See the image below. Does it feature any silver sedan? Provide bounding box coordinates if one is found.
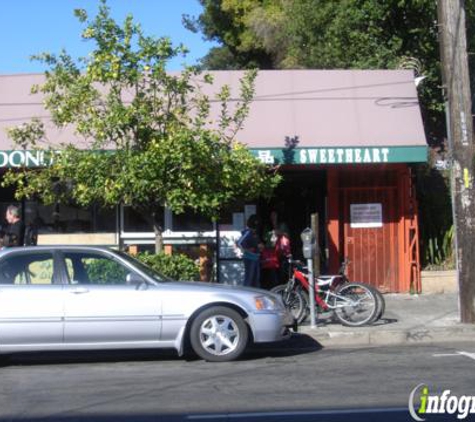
[0,246,294,362]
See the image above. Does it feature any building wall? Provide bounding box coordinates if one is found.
[38,233,118,246]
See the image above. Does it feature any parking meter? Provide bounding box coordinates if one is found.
[301,228,316,260]
[301,228,317,328]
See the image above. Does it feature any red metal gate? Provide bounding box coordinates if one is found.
[327,165,420,293]
[342,187,399,292]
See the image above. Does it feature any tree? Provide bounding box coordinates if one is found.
[4,0,280,252]
[187,0,475,146]
[183,0,279,70]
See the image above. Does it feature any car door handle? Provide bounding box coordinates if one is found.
[69,287,90,294]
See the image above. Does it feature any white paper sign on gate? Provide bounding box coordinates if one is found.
[350,203,383,228]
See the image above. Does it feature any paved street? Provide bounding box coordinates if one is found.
[1,336,474,421]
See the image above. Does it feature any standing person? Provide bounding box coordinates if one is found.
[275,223,292,283]
[237,214,261,288]
[2,205,24,247]
[264,210,279,248]
[258,241,279,289]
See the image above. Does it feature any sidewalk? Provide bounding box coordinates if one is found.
[298,293,475,347]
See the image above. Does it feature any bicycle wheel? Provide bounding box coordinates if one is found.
[271,284,306,322]
[368,285,386,321]
[343,282,386,323]
[297,288,310,323]
[332,282,378,327]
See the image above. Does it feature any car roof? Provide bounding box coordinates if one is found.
[0,245,116,257]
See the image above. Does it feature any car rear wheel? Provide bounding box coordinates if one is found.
[190,306,249,362]
[0,354,10,367]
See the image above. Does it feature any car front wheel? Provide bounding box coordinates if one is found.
[190,306,249,362]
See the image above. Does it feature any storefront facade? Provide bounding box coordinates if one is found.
[0,70,427,292]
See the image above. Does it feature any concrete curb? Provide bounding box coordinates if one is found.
[298,324,475,348]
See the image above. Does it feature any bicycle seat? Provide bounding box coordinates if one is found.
[288,259,303,265]
[316,275,337,287]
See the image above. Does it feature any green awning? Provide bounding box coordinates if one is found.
[250,145,427,165]
[0,145,427,169]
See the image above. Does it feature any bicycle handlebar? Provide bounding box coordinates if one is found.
[338,257,351,275]
[288,256,351,276]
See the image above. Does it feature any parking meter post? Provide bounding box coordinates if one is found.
[301,228,317,329]
[307,258,317,328]
[311,213,320,276]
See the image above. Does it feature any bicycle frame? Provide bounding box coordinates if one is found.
[292,266,352,311]
[276,257,382,326]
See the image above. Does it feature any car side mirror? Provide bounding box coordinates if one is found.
[126,272,146,287]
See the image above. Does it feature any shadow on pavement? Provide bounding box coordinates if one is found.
[0,334,321,367]
[299,316,399,328]
[366,317,398,327]
[245,333,323,359]
[0,348,180,367]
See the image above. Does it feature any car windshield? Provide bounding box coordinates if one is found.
[115,251,173,283]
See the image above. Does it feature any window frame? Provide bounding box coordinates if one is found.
[0,250,62,286]
[57,249,147,287]
[119,204,217,242]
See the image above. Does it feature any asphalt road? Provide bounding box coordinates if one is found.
[0,336,474,422]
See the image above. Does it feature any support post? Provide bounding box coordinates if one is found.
[307,257,317,329]
[302,227,317,328]
[438,0,475,322]
[311,213,320,277]
[327,168,340,273]
[199,244,209,281]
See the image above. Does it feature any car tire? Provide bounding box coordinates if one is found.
[189,306,249,362]
[0,354,10,367]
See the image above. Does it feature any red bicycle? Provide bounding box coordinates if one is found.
[271,258,385,326]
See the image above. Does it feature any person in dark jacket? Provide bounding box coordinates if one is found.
[236,214,260,288]
[2,205,24,247]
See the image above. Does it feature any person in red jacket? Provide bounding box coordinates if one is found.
[258,242,279,289]
[275,223,292,283]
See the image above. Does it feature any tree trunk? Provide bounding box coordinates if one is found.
[138,207,164,255]
[153,222,163,254]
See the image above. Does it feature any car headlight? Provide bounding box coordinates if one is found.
[254,295,280,311]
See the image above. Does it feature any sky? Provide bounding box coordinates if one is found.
[0,0,216,74]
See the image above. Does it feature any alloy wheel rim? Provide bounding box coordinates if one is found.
[199,315,240,356]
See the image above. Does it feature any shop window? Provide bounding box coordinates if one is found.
[123,206,164,233]
[93,206,117,232]
[0,177,115,234]
[217,202,246,231]
[173,244,215,282]
[172,209,213,232]
[22,202,116,234]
